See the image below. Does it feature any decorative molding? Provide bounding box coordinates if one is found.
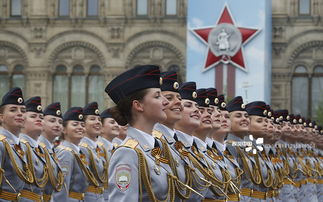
[0,41,28,65]
[107,43,124,58]
[288,41,323,66]
[273,42,287,56]
[29,43,46,56]
[48,41,106,68]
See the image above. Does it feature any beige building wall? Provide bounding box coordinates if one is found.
[0,0,187,109]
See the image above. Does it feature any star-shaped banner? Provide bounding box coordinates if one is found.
[192,5,260,71]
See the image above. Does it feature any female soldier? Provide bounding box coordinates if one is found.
[0,87,33,201]
[53,107,91,201]
[97,108,120,201]
[79,102,106,202]
[106,65,177,201]
[38,102,64,201]
[19,96,48,202]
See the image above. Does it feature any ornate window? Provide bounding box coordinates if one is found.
[311,66,323,118]
[59,0,70,17]
[11,0,22,17]
[166,0,177,15]
[53,65,105,111]
[0,64,25,98]
[292,66,308,117]
[299,0,311,15]
[137,0,148,16]
[87,0,98,16]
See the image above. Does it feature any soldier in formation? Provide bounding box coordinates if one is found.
[0,64,322,201]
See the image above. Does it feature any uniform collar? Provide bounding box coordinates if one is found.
[127,126,155,152]
[20,133,38,147]
[154,123,175,143]
[213,140,226,153]
[81,136,98,149]
[112,137,123,145]
[226,133,244,142]
[97,136,114,150]
[37,135,54,150]
[175,129,194,148]
[62,140,80,153]
[205,137,214,148]
[0,128,20,145]
[193,136,207,152]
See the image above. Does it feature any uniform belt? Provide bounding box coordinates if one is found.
[227,193,240,201]
[299,179,307,185]
[293,181,301,188]
[86,185,104,194]
[20,189,43,202]
[267,190,279,198]
[250,190,266,200]
[307,178,317,184]
[69,191,85,200]
[0,190,21,201]
[43,193,51,202]
[240,188,252,197]
[202,199,226,202]
[317,179,323,184]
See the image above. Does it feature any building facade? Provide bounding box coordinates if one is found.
[0,0,187,111]
[272,0,323,119]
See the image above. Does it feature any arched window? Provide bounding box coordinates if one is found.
[59,0,70,17]
[299,0,311,15]
[312,66,323,117]
[87,0,98,16]
[292,66,308,116]
[88,65,105,110]
[53,64,105,111]
[12,65,25,92]
[166,0,177,15]
[53,65,68,111]
[11,0,22,17]
[0,65,9,98]
[71,65,86,107]
[137,0,148,16]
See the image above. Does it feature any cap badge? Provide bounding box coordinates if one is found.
[78,114,83,120]
[159,77,163,86]
[293,119,297,124]
[263,110,267,116]
[192,91,197,99]
[56,110,61,116]
[37,105,42,112]
[214,98,219,104]
[221,102,226,108]
[173,82,179,90]
[205,98,210,105]
[303,123,307,127]
[268,111,272,117]
[299,119,303,123]
[279,116,283,121]
[95,109,100,115]
[17,97,23,104]
[286,115,290,121]
[241,104,245,109]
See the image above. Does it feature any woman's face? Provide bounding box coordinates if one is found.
[216,110,231,134]
[64,121,85,143]
[211,106,221,129]
[102,118,120,139]
[267,119,275,134]
[0,104,26,132]
[139,88,169,123]
[229,111,250,133]
[176,99,201,129]
[43,115,63,138]
[249,116,268,137]
[162,91,183,123]
[23,111,43,135]
[197,106,213,131]
[85,115,102,138]
[118,125,128,140]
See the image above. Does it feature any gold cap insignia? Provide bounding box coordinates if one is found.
[17,97,23,104]
[56,110,61,116]
[173,82,179,90]
[95,109,100,115]
[192,91,197,99]
[205,98,210,105]
[37,105,42,112]
[78,114,83,120]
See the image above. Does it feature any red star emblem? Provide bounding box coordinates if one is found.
[192,6,260,71]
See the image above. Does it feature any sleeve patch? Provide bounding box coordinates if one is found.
[115,164,131,192]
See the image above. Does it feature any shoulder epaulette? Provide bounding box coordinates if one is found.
[113,143,119,148]
[122,139,139,149]
[38,142,46,149]
[152,130,163,139]
[57,145,72,152]
[79,142,88,148]
[97,142,104,147]
[20,139,28,144]
[0,134,6,141]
